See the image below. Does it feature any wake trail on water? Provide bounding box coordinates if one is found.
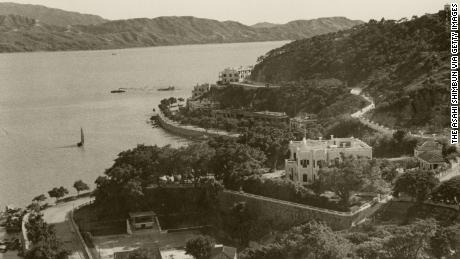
[56,144,79,149]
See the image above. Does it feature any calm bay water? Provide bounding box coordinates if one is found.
[0,41,287,207]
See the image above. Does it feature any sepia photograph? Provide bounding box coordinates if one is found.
[0,0,458,258]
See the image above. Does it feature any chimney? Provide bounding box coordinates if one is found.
[319,137,322,141]
[330,135,334,140]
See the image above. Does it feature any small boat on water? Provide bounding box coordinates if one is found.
[77,128,84,147]
[157,86,175,91]
[110,88,126,93]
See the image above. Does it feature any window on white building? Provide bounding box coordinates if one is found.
[302,174,308,182]
[300,159,308,168]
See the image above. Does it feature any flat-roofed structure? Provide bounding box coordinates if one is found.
[129,211,156,230]
[285,136,372,184]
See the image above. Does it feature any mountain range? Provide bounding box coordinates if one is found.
[0,2,363,53]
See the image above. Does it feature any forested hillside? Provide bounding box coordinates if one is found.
[208,79,366,118]
[252,10,450,130]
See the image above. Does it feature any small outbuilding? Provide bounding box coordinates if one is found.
[129,211,156,230]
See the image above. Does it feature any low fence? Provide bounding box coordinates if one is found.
[218,190,387,230]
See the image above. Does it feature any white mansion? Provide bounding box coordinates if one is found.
[285,136,373,184]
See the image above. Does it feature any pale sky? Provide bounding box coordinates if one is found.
[0,0,451,25]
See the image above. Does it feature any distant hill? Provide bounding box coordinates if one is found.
[251,11,450,130]
[0,2,107,26]
[251,22,279,28]
[0,14,363,52]
[264,17,364,38]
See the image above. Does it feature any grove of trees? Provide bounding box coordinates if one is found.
[47,187,69,202]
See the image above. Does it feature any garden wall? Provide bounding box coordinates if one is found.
[218,190,384,230]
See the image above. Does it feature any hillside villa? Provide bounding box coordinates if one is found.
[414,140,447,171]
[186,83,220,111]
[218,66,253,84]
[192,83,212,99]
[285,136,373,184]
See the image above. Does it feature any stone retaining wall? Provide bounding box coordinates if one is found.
[155,109,239,139]
[218,190,383,230]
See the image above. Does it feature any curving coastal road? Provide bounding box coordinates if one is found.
[42,197,91,259]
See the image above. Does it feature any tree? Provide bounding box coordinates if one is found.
[73,180,90,196]
[240,244,285,259]
[185,235,215,259]
[168,97,177,105]
[177,143,215,185]
[393,169,439,203]
[48,187,69,202]
[25,243,70,259]
[318,155,386,206]
[355,239,385,259]
[210,141,266,189]
[198,117,213,132]
[280,221,352,259]
[26,214,55,244]
[429,225,460,259]
[32,194,47,204]
[238,126,293,170]
[25,213,70,259]
[431,176,460,210]
[382,219,438,259]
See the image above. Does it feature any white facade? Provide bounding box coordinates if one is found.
[285,136,372,184]
[219,66,253,84]
[237,65,253,82]
[129,211,156,230]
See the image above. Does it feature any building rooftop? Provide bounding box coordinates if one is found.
[416,140,443,151]
[210,245,237,259]
[252,110,288,117]
[114,247,161,259]
[128,211,156,218]
[418,151,446,164]
[290,137,371,150]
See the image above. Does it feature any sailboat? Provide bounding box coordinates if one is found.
[77,128,84,147]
